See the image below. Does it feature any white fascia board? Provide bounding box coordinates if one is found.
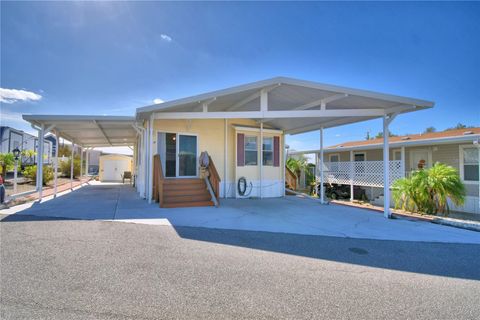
[233,125,283,134]
[276,77,435,108]
[289,134,480,155]
[137,78,284,114]
[154,109,386,120]
[22,115,135,122]
[136,76,434,116]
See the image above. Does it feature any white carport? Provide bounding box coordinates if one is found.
[136,77,434,218]
[22,115,137,200]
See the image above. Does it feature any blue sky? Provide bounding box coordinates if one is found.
[1,1,479,154]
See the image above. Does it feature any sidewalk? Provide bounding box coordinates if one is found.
[3,177,93,207]
[330,199,480,232]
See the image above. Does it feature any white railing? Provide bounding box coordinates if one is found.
[320,160,403,188]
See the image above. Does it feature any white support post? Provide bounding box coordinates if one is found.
[315,152,319,186]
[54,130,59,198]
[80,146,83,178]
[383,115,391,218]
[85,148,89,177]
[401,146,406,177]
[148,115,154,203]
[224,119,228,198]
[70,142,74,190]
[282,134,286,197]
[37,124,45,200]
[259,122,263,199]
[349,150,354,201]
[143,126,148,199]
[320,127,325,204]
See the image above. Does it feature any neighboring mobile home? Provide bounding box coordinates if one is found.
[22,77,435,217]
[0,126,53,166]
[291,128,480,214]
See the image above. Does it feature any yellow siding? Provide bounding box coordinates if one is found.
[153,119,284,197]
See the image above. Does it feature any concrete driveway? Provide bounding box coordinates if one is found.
[2,182,480,244]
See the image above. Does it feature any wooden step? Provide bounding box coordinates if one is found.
[162,200,214,208]
[164,193,212,203]
[164,188,208,197]
[164,184,207,191]
[163,178,204,185]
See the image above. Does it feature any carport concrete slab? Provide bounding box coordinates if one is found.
[3,182,480,244]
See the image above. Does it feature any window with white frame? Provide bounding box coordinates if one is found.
[461,146,479,182]
[244,136,258,166]
[393,150,402,161]
[263,137,273,166]
[329,154,340,162]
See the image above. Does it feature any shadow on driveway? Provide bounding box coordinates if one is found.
[173,225,480,281]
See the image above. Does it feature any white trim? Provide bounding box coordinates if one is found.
[393,149,402,161]
[409,148,432,171]
[156,130,200,178]
[224,119,228,199]
[260,122,263,199]
[153,109,386,120]
[232,125,283,134]
[383,115,391,218]
[291,134,480,155]
[137,76,433,115]
[459,144,480,184]
[243,135,258,166]
[262,136,274,167]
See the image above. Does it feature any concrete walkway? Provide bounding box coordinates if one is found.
[2,182,480,244]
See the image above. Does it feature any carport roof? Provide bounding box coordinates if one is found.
[22,115,137,147]
[137,76,435,134]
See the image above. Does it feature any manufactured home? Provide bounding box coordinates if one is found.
[0,126,53,165]
[21,77,435,218]
[291,128,480,214]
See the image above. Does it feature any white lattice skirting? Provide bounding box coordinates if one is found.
[321,160,403,188]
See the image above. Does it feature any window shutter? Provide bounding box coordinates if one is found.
[237,133,245,167]
[273,136,280,167]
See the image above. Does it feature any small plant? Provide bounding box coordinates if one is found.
[60,157,81,177]
[22,165,54,185]
[0,153,15,174]
[392,162,465,215]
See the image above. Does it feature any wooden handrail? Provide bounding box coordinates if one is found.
[285,166,297,190]
[207,155,221,202]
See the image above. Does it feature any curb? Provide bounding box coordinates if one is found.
[330,199,479,232]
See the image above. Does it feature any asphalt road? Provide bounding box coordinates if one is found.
[1,214,480,319]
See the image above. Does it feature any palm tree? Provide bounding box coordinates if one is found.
[392,162,465,215]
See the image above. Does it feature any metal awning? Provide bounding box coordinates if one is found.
[137,76,434,134]
[22,115,137,147]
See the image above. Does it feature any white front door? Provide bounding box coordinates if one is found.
[410,149,431,170]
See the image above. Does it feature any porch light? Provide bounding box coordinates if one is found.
[12,147,21,160]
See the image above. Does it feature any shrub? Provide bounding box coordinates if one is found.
[60,157,81,178]
[0,153,15,174]
[392,162,465,215]
[22,165,54,185]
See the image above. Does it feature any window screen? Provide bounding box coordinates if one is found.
[244,136,258,166]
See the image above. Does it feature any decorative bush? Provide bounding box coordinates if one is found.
[0,153,15,174]
[22,165,54,185]
[60,157,81,178]
[392,162,465,215]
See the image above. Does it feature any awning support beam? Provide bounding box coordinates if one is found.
[93,120,112,146]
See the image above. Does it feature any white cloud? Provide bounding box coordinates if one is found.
[0,88,42,104]
[153,98,164,104]
[160,34,172,42]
